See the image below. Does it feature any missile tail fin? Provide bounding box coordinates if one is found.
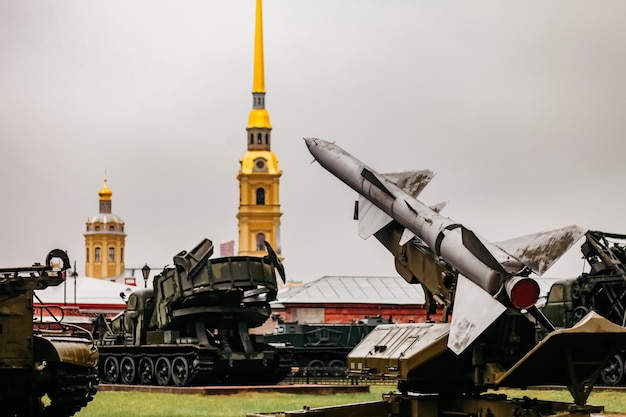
[357,196,393,239]
[448,275,507,355]
[494,225,586,276]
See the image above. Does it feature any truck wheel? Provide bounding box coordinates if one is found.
[171,356,190,386]
[307,360,325,377]
[120,356,136,385]
[572,306,590,324]
[328,360,345,377]
[102,356,119,384]
[155,357,171,386]
[138,357,155,385]
[601,354,624,386]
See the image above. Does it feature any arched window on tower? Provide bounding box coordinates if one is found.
[257,133,262,144]
[109,247,115,262]
[265,133,269,144]
[256,188,265,205]
[256,233,266,251]
[250,133,254,145]
[95,247,101,262]
[86,248,89,263]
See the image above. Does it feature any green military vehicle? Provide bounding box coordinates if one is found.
[540,230,626,385]
[94,238,293,386]
[0,250,99,417]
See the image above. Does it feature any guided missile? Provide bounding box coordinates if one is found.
[304,137,584,354]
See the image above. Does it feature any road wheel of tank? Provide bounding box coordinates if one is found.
[102,356,120,383]
[306,360,326,377]
[119,356,136,384]
[155,357,171,386]
[601,354,624,386]
[171,356,190,386]
[327,359,346,377]
[138,357,155,385]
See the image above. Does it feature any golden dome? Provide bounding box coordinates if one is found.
[99,178,112,201]
[247,109,272,129]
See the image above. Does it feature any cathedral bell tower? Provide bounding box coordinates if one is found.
[84,178,126,278]
[237,0,282,257]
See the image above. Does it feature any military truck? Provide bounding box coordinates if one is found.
[94,238,294,386]
[263,315,391,377]
[0,250,99,417]
[540,230,626,385]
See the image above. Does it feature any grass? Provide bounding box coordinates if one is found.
[74,387,390,417]
[74,386,626,417]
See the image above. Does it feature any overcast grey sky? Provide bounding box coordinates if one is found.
[1,1,625,283]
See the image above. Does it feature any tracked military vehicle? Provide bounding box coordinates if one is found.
[0,250,99,417]
[95,238,293,386]
[263,315,391,377]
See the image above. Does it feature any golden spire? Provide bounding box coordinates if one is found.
[247,0,272,130]
[253,0,265,94]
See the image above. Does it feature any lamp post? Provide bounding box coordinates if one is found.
[142,263,150,288]
[72,270,78,305]
[63,270,67,306]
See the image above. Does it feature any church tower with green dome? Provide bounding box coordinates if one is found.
[236,0,282,258]
[84,178,126,278]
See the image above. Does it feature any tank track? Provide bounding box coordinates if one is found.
[42,362,99,417]
[100,350,216,386]
[99,347,293,386]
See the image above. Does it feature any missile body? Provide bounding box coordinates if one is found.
[304,138,584,354]
[305,138,527,302]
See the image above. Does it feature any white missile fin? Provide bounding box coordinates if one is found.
[357,196,393,240]
[448,275,506,355]
[399,228,416,246]
[493,225,586,276]
[383,170,435,199]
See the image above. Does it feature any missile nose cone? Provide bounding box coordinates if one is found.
[303,137,316,148]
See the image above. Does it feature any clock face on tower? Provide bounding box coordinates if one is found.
[253,157,268,172]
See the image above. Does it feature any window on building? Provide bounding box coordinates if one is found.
[256,233,266,251]
[86,248,89,262]
[95,225,100,231]
[265,133,269,144]
[95,247,101,262]
[109,225,114,231]
[257,133,262,144]
[250,133,254,145]
[256,188,265,205]
[121,247,124,262]
[109,247,115,262]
